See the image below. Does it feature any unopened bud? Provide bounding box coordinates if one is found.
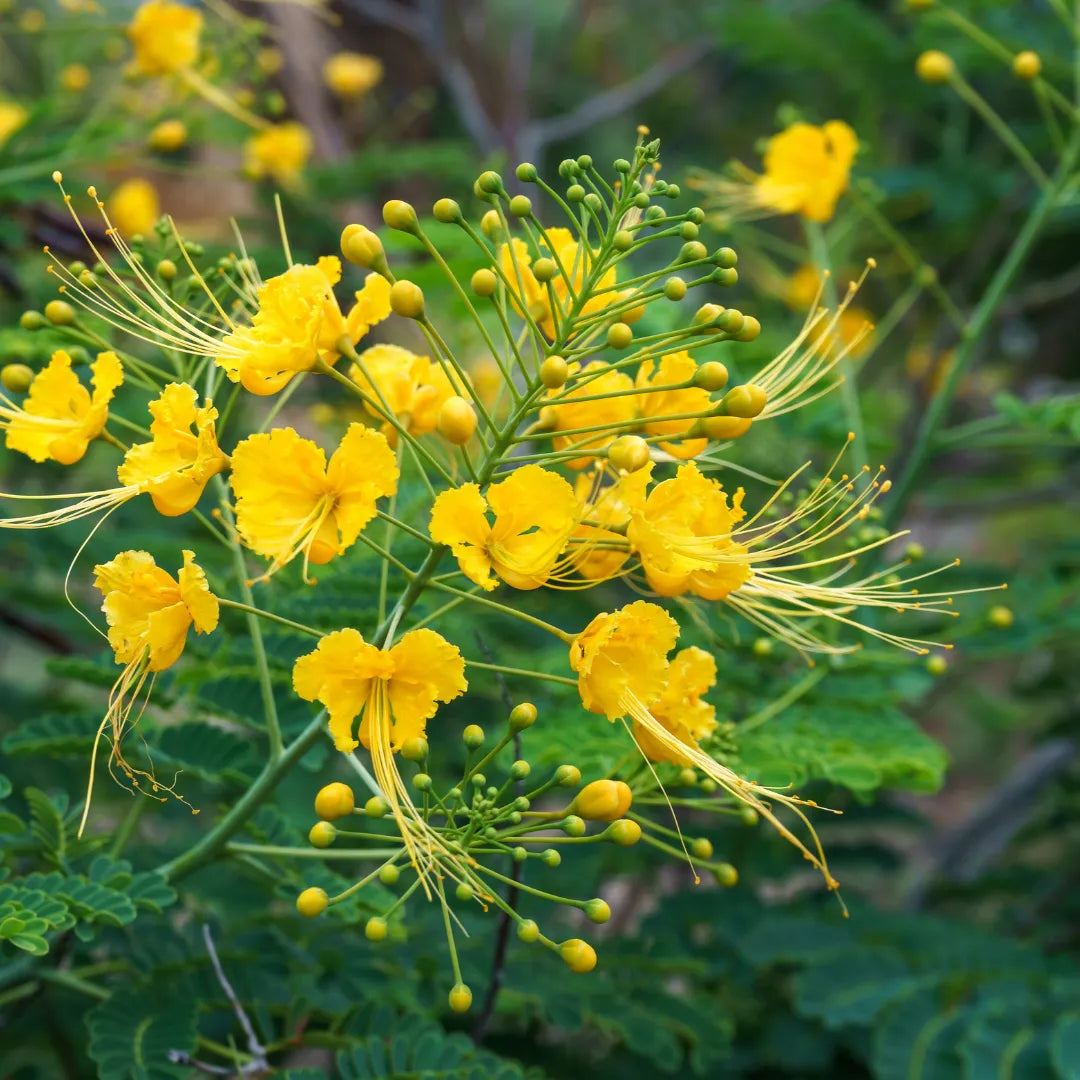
[448,983,473,1013]
[560,938,597,973]
[607,322,633,349]
[510,759,531,780]
[584,898,610,924]
[477,170,502,194]
[382,199,418,232]
[45,299,76,326]
[606,819,641,846]
[664,277,687,301]
[608,434,650,473]
[533,257,557,282]
[509,701,538,730]
[613,230,634,252]
[988,605,1014,629]
[723,384,767,418]
[463,724,485,748]
[433,197,461,223]
[341,224,385,270]
[471,268,497,297]
[573,779,632,821]
[555,764,581,787]
[308,821,336,848]
[703,414,753,439]
[401,736,428,762]
[694,361,728,392]
[517,919,540,942]
[562,815,586,837]
[680,240,708,263]
[365,795,388,818]
[1,364,34,393]
[389,280,424,319]
[378,864,400,885]
[481,210,502,238]
[1013,51,1041,80]
[314,781,355,820]
[690,837,714,860]
[916,50,955,83]
[296,887,328,917]
[20,311,47,331]
[516,162,538,182]
[734,315,761,342]
[540,355,568,388]
[365,916,388,941]
[509,194,532,217]
[438,396,478,444]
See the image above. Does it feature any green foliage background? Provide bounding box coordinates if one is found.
[1,0,1079,1077]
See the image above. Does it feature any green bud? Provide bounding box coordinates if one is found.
[433,198,462,223]
[584,899,610,923]
[517,919,540,943]
[566,184,585,203]
[714,247,738,269]
[665,183,681,199]
[66,346,90,365]
[365,795,388,818]
[509,702,537,730]
[713,267,738,287]
[607,322,633,349]
[481,210,502,238]
[677,767,697,787]
[44,299,76,326]
[365,916,388,941]
[576,154,593,170]
[558,159,578,180]
[905,542,925,560]
[19,311,46,331]
[686,207,705,224]
[533,257,557,283]
[68,260,87,276]
[485,786,499,798]
[308,821,336,848]
[690,837,714,860]
[378,864,400,886]
[700,779,717,794]
[613,230,634,252]
[412,772,432,791]
[471,268,498,297]
[463,724,485,749]
[555,765,581,787]
[664,276,687,302]
[508,811,522,824]
[680,221,699,240]
[509,194,532,218]
[516,162,538,182]
[583,193,603,214]
[717,309,745,335]
[401,736,428,762]
[680,241,708,263]
[510,759,531,780]
[484,826,497,839]
[752,637,774,657]
[541,848,561,867]
[382,199,419,232]
[614,158,631,173]
[456,883,474,902]
[562,815,586,837]
[471,773,486,787]
[156,258,176,281]
[713,863,738,887]
[740,807,759,826]
[645,205,666,223]
[477,170,502,194]
[512,846,528,862]
[632,192,650,209]
[513,796,530,811]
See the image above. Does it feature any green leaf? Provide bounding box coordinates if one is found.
[86,989,197,1080]
[24,787,67,859]
[153,722,257,781]
[872,992,965,1080]
[792,950,923,1029]
[1051,1015,1080,1080]
[9,932,49,955]
[2,712,99,757]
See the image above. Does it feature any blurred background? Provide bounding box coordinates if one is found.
[1,1,1079,1077]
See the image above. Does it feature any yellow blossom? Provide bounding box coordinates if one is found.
[148,118,188,152]
[244,122,312,186]
[350,344,463,444]
[542,361,635,469]
[633,647,717,765]
[229,424,398,580]
[293,627,469,890]
[323,52,384,99]
[2,350,123,465]
[60,63,91,93]
[569,600,836,887]
[499,228,622,339]
[0,102,28,149]
[429,465,580,591]
[128,0,203,76]
[566,469,640,582]
[116,382,229,516]
[106,178,160,237]
[633,351,712,459]
[82,548,218,834]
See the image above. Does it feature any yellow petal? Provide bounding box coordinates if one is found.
[325,423,399,550]
[429,485,495,590]
[345,272,392,342]
[383,629,467,747]
[487,464,578,540]
[90,351,124,406]
[177,549,219,634]
[145,600,193,671]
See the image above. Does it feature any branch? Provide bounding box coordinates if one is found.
[202,925,268,1067]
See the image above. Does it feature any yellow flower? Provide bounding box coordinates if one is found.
[785,264,823,311]
[128,0,203,76]
[60,63,91,93]
[0,102,28,149]
[633,647,717,765]
[350,344,463,444]
[569,600,836,888]
[82,548,218,834]
[499,227,621,339]
[566,469,638,582]
[756,121,857,222]
[1,350,123,465]
[344,272,393,340]
[243,122,312,186]
[116,382,229,516]
[229,423,398,580]
[429,465,580,591]
[148,118,187,152]
[542,361,635,469]
[216,257,361,396]
[624,461,751,599]
[106,178,160,237]
[323,52,384,99]
[633,351,711,459]
[293,627,468,888]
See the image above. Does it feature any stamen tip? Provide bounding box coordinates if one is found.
[87,185,97,199]
[866,257,877,269]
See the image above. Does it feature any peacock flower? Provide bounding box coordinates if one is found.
[1,381,226,531]
[632,647,718,765]
[569,600,836,887]
[243,122,313,187]
[498,227,622,339]
[229,424,398,581]
[633,351,712,459]
[689,120,857,226]
[116,382,229,516]
[541,361,636,469]
[429,465,580,591]
[621,451,991,656]
[293,627,469,891]
[2,350,123,465]
[105,178,160,238]
[350,344,464,445]
[323,52,384,100]
[128,0,203,76]
[565,469,639,582]
[82,548,218,834]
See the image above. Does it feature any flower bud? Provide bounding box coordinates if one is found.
[680,240,708,263]
[438,396,478,445]
[555,764,581,787]
[481,210,502,238]
[509,702,537,730]
[713,864,738,887]
[533,257,557,282]
[584,899,610,924]
[471,268,497,297]
[456,882,474,902]
[704,415,752,442]
[926,654,948,676]
[632,192,650,209]
[700,779,717,794]
[471,773,486,787]
[723,384,767,419]
[613,230,634,252]
[341,224,385,270]
[560,938,597,973]
[433,197,461,223]
[389,280,425,319]
[562,815,586,837]
[694,361,728,392]
[382,199,419,232]
[573,779,632,821]
[516,162,538,182]
[540,355,568,389]
[584,193,603,215]
[477,170,502,194]
[607,322,633,349]
[645,205,666,223]
[678,768,697,787]
[680,221,699,241]
[365,916,388,941]
[734,315,761,342]
[614,158,630,173]
[692,303,724,329]
[45,299,76,326]
[566,184,585,203]
[740,807,759,826]
[463,724,485,748]
[752,636,773,657]
[510,759,531,780]
[314,781,355,820]
[713,267,738,287]
[988,605,1013,629]
[1013,51,1041,80]
[156,258,177,282]
[512,846,527,862]
[378,864,400,885]
[401,736,428,762]
[148,119,188,153]
[412,773,432,792]
[541,848,561,867]
[296,887,328,917]
[365,795,388,818]
[608,434,650,474]
[517,919,540,942]
[308,821,336,848]
[605,819,641,846]
[509,194,532,217]
[717,309,745,335]
[664,276,687,302]
[1,364,34,394]
[690,837,713,860]
[448,983,472,1013]
[20,311,46,331]
[916,50,955,83]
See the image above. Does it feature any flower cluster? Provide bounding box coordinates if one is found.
[1,135,1001,1005]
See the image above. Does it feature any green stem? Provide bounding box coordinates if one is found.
[738,667,828,734]
[225,842,401,860]
[107,797,145,859]
[885,126,1080,526]
[464,659,577,686]
[218,597,323,638]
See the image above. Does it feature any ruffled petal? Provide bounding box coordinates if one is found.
[177,549,219,634]
[384,629,467,747]
[325,423,399,550]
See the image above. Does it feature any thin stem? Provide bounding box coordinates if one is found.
[224,843,401,860]
[464,659,577,686]
[738,667,828,735]
[218,597,323,638]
